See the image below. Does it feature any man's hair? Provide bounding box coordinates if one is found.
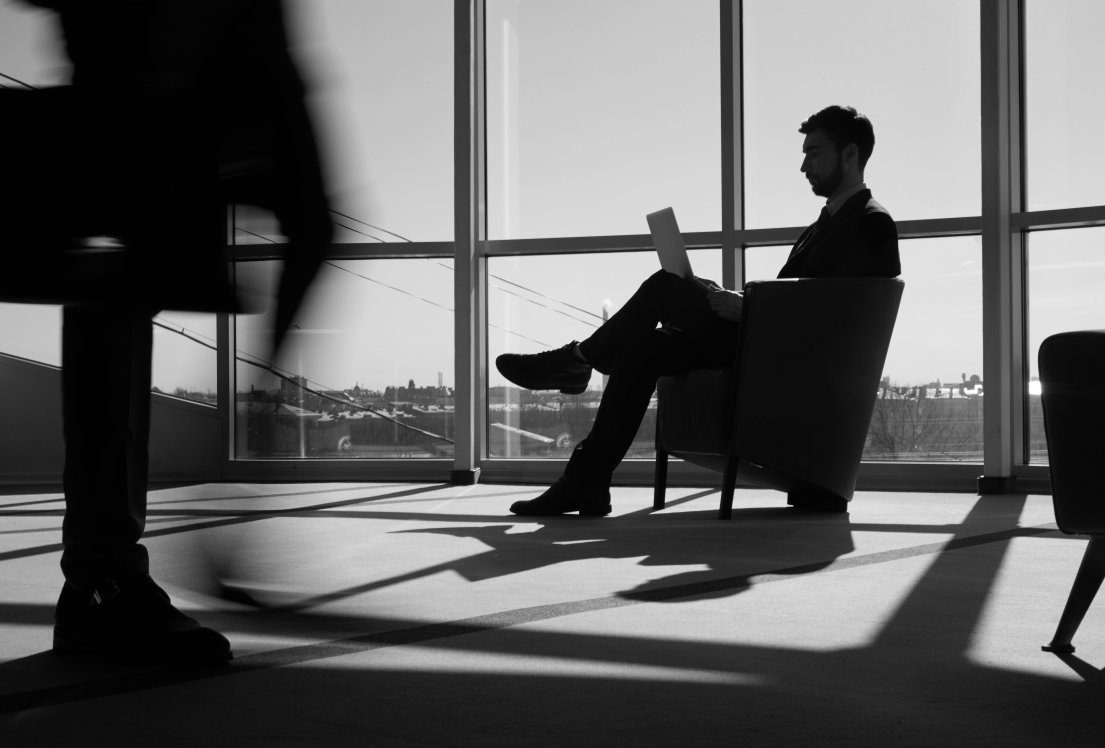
[799,105,875,169]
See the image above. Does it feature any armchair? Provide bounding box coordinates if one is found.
[653,277,903,519]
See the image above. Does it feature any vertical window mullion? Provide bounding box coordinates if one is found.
[722,0,744,290]
[979,0,1025,491]
[453,0,487,484]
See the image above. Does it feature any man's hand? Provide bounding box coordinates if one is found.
[707,288,743,322]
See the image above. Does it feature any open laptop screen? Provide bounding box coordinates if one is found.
[646,207,693,279]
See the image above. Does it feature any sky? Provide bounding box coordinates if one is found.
[1,0,1104,396]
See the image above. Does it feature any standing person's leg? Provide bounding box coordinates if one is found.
[59,304,152,583]
[54,304,230,664]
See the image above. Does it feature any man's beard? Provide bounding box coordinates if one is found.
[809,158,844,197]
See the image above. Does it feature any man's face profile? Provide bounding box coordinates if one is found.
[801,129,844,198]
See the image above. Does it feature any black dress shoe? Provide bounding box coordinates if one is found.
[54,576,232,666]
[510,476,612,517]
[496,342,592,395]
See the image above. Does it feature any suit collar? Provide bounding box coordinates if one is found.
[823,188,873,229]
[803,188,872,249]
[786,187,875,264]
[826,183,869,216]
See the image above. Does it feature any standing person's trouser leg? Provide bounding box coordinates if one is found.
[54,302,231,663]
[60,303,154,588]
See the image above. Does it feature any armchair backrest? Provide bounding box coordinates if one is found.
[1040,330,1105,536]
[730,277,903,499]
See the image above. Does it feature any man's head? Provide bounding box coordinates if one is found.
[799,105,874,199]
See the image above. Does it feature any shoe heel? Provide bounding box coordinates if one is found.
[579,505,612,517]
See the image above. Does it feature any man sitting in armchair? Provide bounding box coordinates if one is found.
[496,105,901,517]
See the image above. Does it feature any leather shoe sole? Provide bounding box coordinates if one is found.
[509,477,611,517]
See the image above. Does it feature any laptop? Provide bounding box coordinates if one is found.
[646,207,694,280]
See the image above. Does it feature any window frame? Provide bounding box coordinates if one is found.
[214,0,1085,495]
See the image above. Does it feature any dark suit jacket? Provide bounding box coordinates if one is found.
[776,189,900,279]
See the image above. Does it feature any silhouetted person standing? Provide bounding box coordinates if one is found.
[2,0,331,664]
[497,106,900,517]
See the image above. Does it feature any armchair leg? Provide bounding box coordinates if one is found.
[718,455,738,520]
[1043,537,1105,654]
[653,448,668,510]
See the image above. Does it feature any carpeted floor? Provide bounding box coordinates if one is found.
[1,482,1103,746]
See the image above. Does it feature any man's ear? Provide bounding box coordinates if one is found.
[843,142,859,167]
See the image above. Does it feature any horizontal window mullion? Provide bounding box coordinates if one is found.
[1014,206,1105,231]
[228,241,456,262]
[485,232,723,257]
[739,217,983,249]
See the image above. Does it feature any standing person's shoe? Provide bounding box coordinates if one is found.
[53,575,232,666]
[510,476,612,516]
[496,342,592,395]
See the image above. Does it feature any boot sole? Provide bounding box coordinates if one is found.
[511,504,611,517]
[53,628,232,665]
[578,505,612,517]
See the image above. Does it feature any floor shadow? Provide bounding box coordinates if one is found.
[219,503,856,613]
[1051,651,1105,682]
[4,613,1105,745]
[0,486,63,497]
[5,491,1105,744]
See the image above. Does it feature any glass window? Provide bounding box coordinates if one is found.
[486,0,720,239]
[742,0,980,228]
[488,250,722,459]
[0,304,61,366]
[235,258,454,459]
[744,245,791,283]
[1024,0,1105,211]
[153,313,217,406]
[0,3,68,88]
[1026,228,1105,464]
[0,304,215,406]
[869,237,983,462]
[296,0,454,242]
[0,7,67,368]
[752,238,983,462]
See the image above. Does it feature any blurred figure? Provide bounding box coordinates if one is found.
[1,0,331,664]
